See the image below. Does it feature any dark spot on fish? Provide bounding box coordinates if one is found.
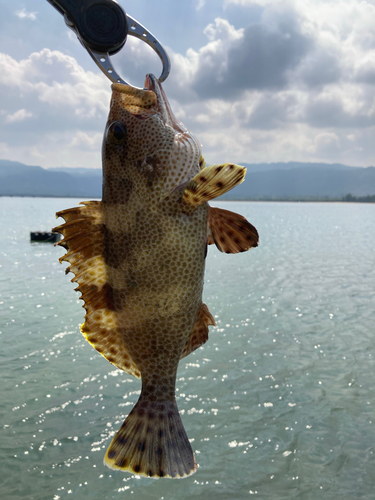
[220,237,225,242]
[158,404,166,412]
[116,435,128,445]
[158,430,164,438]
[103,227,132,269]
[124,362,130,369]
[157,447,163,456]
[200,176,207,182]
[188,182,198,193]
[178,430,185,438]
[147,385,156,395]
[159,470,165,477]
[107,449,116,459]
[148,412,155,419]
[109,347,117,355]
[90,337,97,343]
[216,166,223,172]
[228,164,234,169]
[133,464,141,473]
[168,412,174,419]
[117,457,128,468]
[149,469,154,477]
[234,238,240,244]
[107,356,115,363]
[138,441,146,453]
[103,176,133,205]
[216,182,223,188]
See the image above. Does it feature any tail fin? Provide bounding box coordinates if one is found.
[104,398,197,479]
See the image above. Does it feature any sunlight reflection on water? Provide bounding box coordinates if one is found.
[1,198,375,499]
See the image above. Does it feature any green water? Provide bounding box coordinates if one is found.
[1,197,375,499]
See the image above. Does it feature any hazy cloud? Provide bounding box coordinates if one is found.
[5,109,33,123]
[16,8,37,20]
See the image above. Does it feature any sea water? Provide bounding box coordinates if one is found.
[1,197,375,500]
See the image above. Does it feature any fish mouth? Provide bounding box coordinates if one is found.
[144,74,185,132]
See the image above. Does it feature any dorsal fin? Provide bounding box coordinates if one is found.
[208,206,259,254]
[53,201,141,378]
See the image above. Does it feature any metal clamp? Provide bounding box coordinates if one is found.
[47,0,171,88]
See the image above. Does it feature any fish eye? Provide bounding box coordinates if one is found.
[107,121,127,144]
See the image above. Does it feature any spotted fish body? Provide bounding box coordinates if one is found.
[53,74,258,478]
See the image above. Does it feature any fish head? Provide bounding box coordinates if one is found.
[103,74,202,201]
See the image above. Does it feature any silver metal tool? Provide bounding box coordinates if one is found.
[47,0,171,88]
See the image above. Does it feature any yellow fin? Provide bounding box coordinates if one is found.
[180,303,216,359]
[104,398,196,478]
[208,206,259,254]
[53,201,140,378]
[182,163,246,208]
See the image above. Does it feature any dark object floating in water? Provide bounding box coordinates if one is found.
[30,231,60,243]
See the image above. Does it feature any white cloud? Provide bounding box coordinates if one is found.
[195,0,206,10]
[0,49,110,169]
[2,0,375,168]
[70,131,103,149]
[5,109,33,123]
[16,8,37,20]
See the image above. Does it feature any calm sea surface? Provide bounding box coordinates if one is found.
[1,197,375,500]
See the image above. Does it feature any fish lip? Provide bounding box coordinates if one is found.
[144,73,167,121]
[144,73,186,133]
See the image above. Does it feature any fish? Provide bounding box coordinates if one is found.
[53,74,259,479]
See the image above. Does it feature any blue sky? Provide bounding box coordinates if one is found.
[1,0,375,169]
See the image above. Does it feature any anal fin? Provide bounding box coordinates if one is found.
[182,163,246,209]
[180,303,216,359]
[208,206,259,254]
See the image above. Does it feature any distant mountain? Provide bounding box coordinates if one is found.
[1,159,375,199]
[221,164,375,200]
[49,167,102,177]
[240,161,356,173]
[0,160,102,197]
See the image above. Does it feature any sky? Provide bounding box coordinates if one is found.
[1,0,375,169]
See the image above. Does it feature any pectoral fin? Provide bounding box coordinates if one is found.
[180,303,216,359]
[53,201,141,378]
[208,206,259,253]
[182,163,246,209]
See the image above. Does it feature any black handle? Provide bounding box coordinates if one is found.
[48,0,128,54]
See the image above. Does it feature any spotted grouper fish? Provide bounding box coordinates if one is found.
[53,74,259,478]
